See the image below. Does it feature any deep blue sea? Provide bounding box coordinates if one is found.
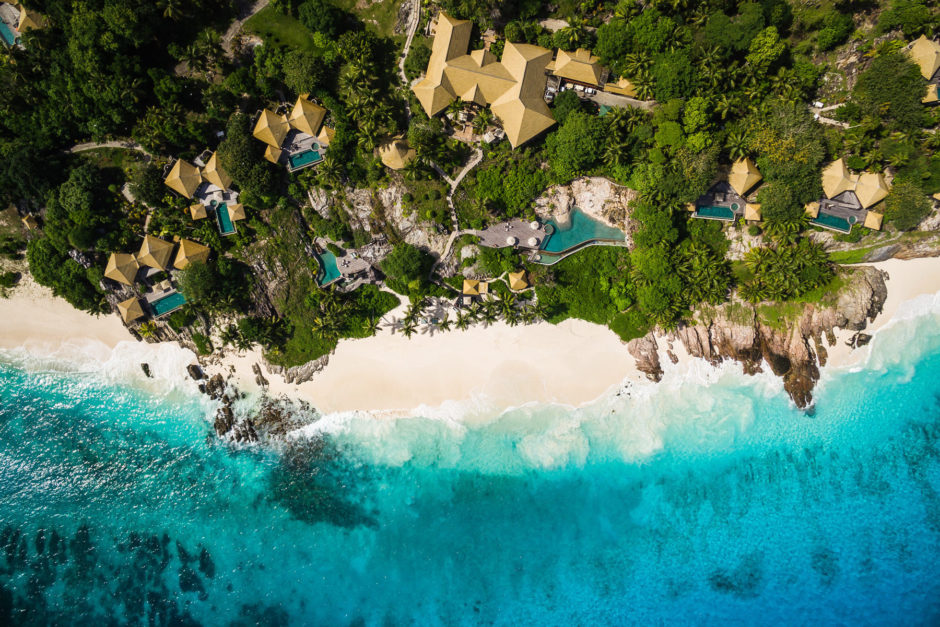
[2,295,940,626]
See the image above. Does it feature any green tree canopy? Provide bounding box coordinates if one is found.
[851,52,926,133]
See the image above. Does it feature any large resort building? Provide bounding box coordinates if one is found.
[413,13,556,148]
[253,95,332,172]
[414,13,649,149]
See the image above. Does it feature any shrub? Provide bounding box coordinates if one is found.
[748,225,762,236]
[884,180,932,231]
[0,271,20,288]
[192,332,213,355]
[816,12,854,51]
[326,242,344,256]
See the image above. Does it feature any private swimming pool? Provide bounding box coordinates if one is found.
[316,251,342,287]
[540,209,626,254]
[812,212,854,233]
[0,21,16,46]
[288,149,322,170]
[151,292,187,317]
[213,202,236,236]
[695,205,737,220]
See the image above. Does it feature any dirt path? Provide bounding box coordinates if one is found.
[66,140,151,155]
[222,0,270,56]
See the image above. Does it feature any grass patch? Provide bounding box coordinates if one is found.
[244,6,318,53]
[756,273,848,330]
[335,0,404,40]
[829,246,879,265]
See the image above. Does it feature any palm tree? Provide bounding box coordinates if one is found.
[634,78,655,101]
[220,324,239,347]
[472,108,493,134]
[446,100,464,120]
[437,313,452,332]
[401,320,417,339]
[365,316,381,336]
[454,310,471,330]
[726,129,749,161]
[138,321,158,339]
[160,0,184,21]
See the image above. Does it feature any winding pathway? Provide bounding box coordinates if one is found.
[397,0,421,89]
[442,148,483,231]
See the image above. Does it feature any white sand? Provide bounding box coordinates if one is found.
[217,317,651,414]
[0,278,133,357]
[3,258,940,414]
[826,258,940,369]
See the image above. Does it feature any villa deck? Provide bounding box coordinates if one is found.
[477,219,548,249]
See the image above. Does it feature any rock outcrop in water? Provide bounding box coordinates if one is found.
[628,266,889,409]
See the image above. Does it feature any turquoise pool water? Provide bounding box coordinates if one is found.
[316,251,341,286]
[214,202,236,235]
[151,291,187,317]
[695,205,736,220]
[1,296,940,623]
[288,149,322,169]
[0,21,16,46]
[813,212,853,233]
[541,208,626,254]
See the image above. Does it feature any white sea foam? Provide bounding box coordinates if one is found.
[0,339,203,400]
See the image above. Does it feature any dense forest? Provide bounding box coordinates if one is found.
[1,0,938,364]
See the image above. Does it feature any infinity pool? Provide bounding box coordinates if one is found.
[0,21,16,47]
[695,205,737,221]
[540,209,626,254]
[316,251,342,287]
[151,292,187,317]
[288,149,322,170]
[812,211,854,233]
[214,203,236,236]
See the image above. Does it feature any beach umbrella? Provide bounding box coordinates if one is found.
[104,252,139,286]
[117,297,145,323]
[174,239,211,270]
[137,235,175,270]
[529,220,540,229]
[527,237,539,247]
[506,236,517,246]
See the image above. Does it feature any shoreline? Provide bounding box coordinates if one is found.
[2,257,939,415]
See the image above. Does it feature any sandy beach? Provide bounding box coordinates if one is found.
[0,278,133,357]
[2,257,939,413]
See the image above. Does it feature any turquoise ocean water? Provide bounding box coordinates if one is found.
[1,296,940,625]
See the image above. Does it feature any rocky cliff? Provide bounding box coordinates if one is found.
[628,266,889,409]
